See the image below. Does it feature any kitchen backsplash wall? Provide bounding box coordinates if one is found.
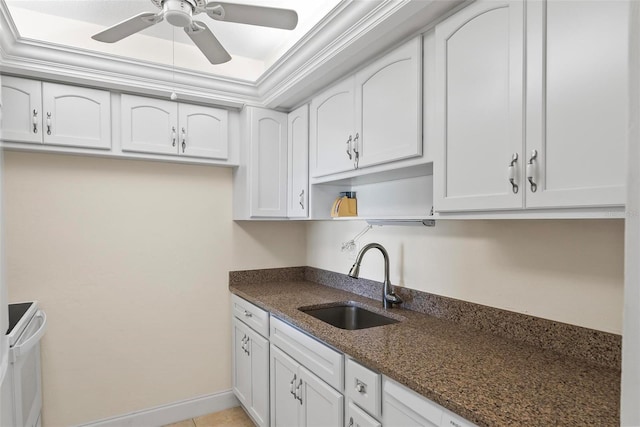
[2,151,307,426]
[306,219,624,334]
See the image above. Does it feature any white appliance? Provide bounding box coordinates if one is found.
[4,301,46,427]
[1,80,11,427]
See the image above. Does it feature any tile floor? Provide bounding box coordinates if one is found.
[165,406,254,427]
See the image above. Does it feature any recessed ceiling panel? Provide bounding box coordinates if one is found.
[5,0,342,81]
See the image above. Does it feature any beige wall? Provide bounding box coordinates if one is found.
[3,150,626,426]
[306,219,624,334]
[2,151,307,426]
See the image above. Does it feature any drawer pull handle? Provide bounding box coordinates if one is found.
[527,149,538,193]
[289,374,297,397]
[33,109,38,133]
[346,135,353,160]
[244,310,253,318]
[172,127,176,147]
[348,417,354,427]
[181,127,186,153]
[46,112,52,135]
[353,132,360,169]
[296,379,303,404]
[355,380,366,394]
[299,189,305,209]
[507,152,519,194]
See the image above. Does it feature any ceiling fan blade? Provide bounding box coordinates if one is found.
[184,21,232,64]
[92,12,162,43]
[205,2,298,30]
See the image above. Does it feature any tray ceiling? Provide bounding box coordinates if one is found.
[4,0,342,81]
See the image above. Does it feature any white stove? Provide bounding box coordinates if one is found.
[4,301,46,427]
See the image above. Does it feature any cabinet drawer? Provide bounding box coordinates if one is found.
[383,377,442,426]
[441,410,476,427]
[346,359,381,418]
[347,401,381,427]
[270,316,344,390]
[232,294,269,338]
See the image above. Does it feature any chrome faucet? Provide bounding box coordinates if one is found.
[348,243,402,309]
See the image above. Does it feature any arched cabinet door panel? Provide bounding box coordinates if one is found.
[42,83,111,149]
[525,0,628,208]
[179,104,228,160]
[121,95,178,155]
[310,77,356,178]
[434,0,524,212]
[1,76,43,144]
[355,37,422,169]
[249,107,288,218]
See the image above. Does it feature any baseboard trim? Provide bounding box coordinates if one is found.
[76,390,239,427]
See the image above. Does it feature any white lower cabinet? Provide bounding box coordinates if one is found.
[229,298,476,427]
[231,298,269,427]
[271,344,344,427]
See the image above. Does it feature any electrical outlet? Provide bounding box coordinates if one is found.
[347,241,359,261]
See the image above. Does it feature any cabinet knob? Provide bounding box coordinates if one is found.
[526,149,538,193]
[507,152,519,194]
[32,109,38,134]
[355,380,366,394]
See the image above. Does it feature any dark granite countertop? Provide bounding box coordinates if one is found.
[229,279,620,427]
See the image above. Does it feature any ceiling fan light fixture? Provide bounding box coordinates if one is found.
[163,0,194,27]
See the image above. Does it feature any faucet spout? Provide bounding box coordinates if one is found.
[348,243,402,309]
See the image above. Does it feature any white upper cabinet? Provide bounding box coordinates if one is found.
[310,36,423,179]
[310,77,356,177]
[236,106,288,218]
[355,37,422,169]
[1,76,42,144]
[525,0,628,208]
[434,0,524,212]
[121,94,229,160]
[250,108,288,217]
[287,104,309,218]
[121,95,178,155]
[1,77,111,149]
[178,103,228,159]
[434,0,628,214]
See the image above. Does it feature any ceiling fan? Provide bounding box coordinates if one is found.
[91,0,298,65]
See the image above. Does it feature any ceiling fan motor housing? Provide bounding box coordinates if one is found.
[161,0,196,27]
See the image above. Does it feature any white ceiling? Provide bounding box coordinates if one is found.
[4,0,342,81]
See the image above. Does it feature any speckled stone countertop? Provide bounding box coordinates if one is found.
[230,279,620,427]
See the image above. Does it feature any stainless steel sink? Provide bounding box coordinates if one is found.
[300,302,400,330]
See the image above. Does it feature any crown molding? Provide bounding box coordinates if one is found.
[0,0,462,110]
